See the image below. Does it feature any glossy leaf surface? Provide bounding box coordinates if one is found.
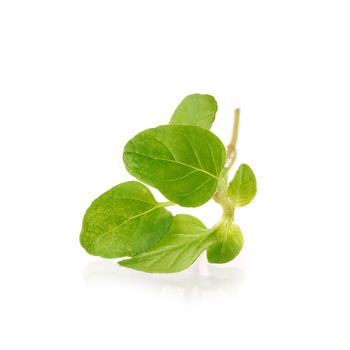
[123,125,226,207]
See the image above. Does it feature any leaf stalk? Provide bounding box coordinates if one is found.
[225,108,240,173]
[213,108,240,219]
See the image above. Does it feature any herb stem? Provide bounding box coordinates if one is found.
[162,201,175,207]
[225,108,240,171]
[213,108,240,220]
[213,191,235,219]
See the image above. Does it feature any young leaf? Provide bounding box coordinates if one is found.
[207,222,244,264]
[80,181,172,258]
[228,164,257,207]
[169,93,218,130]
[123,125,226,207]
[119,214,216,273]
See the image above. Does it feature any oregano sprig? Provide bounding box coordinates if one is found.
[80,93,257,273]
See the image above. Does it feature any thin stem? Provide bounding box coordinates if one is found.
[212,108,241,221]
[213,191,235,219]
[161,201,175,207]
[225,108,240,171]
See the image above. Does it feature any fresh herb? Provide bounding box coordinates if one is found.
[80,181,172,258]
[120,214,216,273]
[123,125,225,207]
[170,93,217,129]
[80,94,257,273]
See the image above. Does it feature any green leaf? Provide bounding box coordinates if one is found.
[169,94,218,130]
[123,125,226,207]
[228,164,257,207]
[80,181,172,258]
[207,222,244,264]
[119,214,215,273]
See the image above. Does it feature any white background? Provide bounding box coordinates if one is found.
[1,1,349,349]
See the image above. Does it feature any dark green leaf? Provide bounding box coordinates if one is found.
[119,214,215,273]
[80,181,172,258]
[123,125,226,207]
[169,93,218,130]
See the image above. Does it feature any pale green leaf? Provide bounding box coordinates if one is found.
[119,214,215,273]
[207,222,244,264]
[80,181,172,258]
[123,125,226,207]
[169,94,218,130]
[228,164,257,207]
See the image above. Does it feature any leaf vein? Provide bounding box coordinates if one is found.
[182,133,203,169]
[92,203,167,248]
[125,151,218,180]
[205,138,218,176]
[174,178,213,197]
